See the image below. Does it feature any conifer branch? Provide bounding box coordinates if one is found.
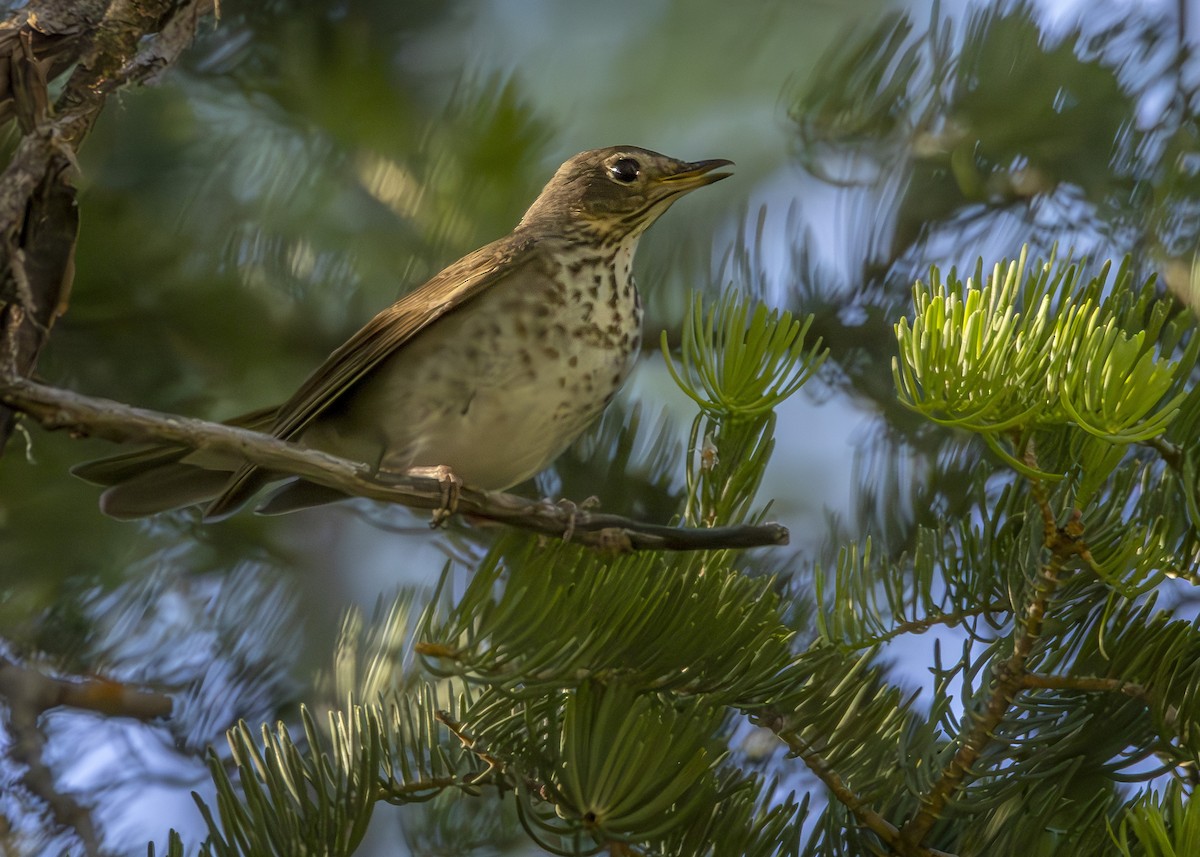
[434,710,504,786]
[1018,674,1193,784]
[760,712,956,857]
[374,775,470,805]
[1144,435,1184,472]
[897,462,1087,850]
[792,744,905,849]
[432,710,654,857]
[0,375,789,550]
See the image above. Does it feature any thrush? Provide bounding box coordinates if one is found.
[74,146,733,520]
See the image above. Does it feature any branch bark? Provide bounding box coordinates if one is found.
[849,601,1012,650]
[0,1,112,126]
[0,375,791,551]
[0,0,216,454]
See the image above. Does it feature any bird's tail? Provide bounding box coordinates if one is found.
[71,405,279,520]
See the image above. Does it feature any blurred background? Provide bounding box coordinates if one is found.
[2,0,1198,852]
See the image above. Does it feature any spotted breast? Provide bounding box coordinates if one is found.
[299,235,644,492]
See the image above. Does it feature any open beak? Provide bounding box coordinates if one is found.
[659,158,735,191]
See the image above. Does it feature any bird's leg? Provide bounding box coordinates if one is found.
[407,464,462,528]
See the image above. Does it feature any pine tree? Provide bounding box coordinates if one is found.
[152,250,1200,856]
[4,3,1200,856]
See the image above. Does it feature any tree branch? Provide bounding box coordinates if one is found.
[0,375,790,551]
[757,711,956,857]
[849,601,1012,650]
[897,468,1086,850]
[0,655,171,856]
[0,0,216,454]
[0,656,171,721]
[1143,435,1184,473]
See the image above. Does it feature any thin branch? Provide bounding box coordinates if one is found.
[0,655,171,857]
[792,741,904,845]
[850,601,1012,650]
[435,710,504,785]
[0,375,790,551]
[1022,672,1197,788]
[0,656,171,720]
[757,711,956,857]
[897,462,1086,850]
[1019,672,1150,700]
[1144,435,1184,473]
[374,774,469,805]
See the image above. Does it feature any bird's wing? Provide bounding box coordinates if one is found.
[203,233,537,519]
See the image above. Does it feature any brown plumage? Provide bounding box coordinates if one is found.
[74,146,733,519]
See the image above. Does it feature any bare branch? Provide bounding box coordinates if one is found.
[0,376,791,551]
[0,656,171,721]
[0,655,171,856]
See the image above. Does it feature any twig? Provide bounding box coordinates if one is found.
[1144,436,1184,472]
[0,656,171,720]
[1020,672,1196,785]
[435,710,504,785]
[850,601,1012,650]
[373,774,468,805]
[1019,672,1150,700]
[0,656,171,856]
[0,375,790,551]
[790,740,903,845]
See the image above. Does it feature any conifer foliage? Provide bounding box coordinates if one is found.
[157,254,1200,855]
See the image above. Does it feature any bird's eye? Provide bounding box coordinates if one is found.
[608,158,640,183]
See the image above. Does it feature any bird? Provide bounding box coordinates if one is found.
[73,146,733,520]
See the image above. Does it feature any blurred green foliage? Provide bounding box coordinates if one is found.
[10,0,1200,854]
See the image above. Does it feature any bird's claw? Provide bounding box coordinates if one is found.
[408,464,462,528]
[549,495,600,543]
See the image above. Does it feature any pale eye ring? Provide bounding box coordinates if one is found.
[608,158,640,183]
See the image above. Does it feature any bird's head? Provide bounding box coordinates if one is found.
[518,146,733,242]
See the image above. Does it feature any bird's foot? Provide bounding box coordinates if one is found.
[408,464,463,528]
[547,495,600,542]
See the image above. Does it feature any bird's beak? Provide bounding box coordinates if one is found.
[659,158,735,191]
